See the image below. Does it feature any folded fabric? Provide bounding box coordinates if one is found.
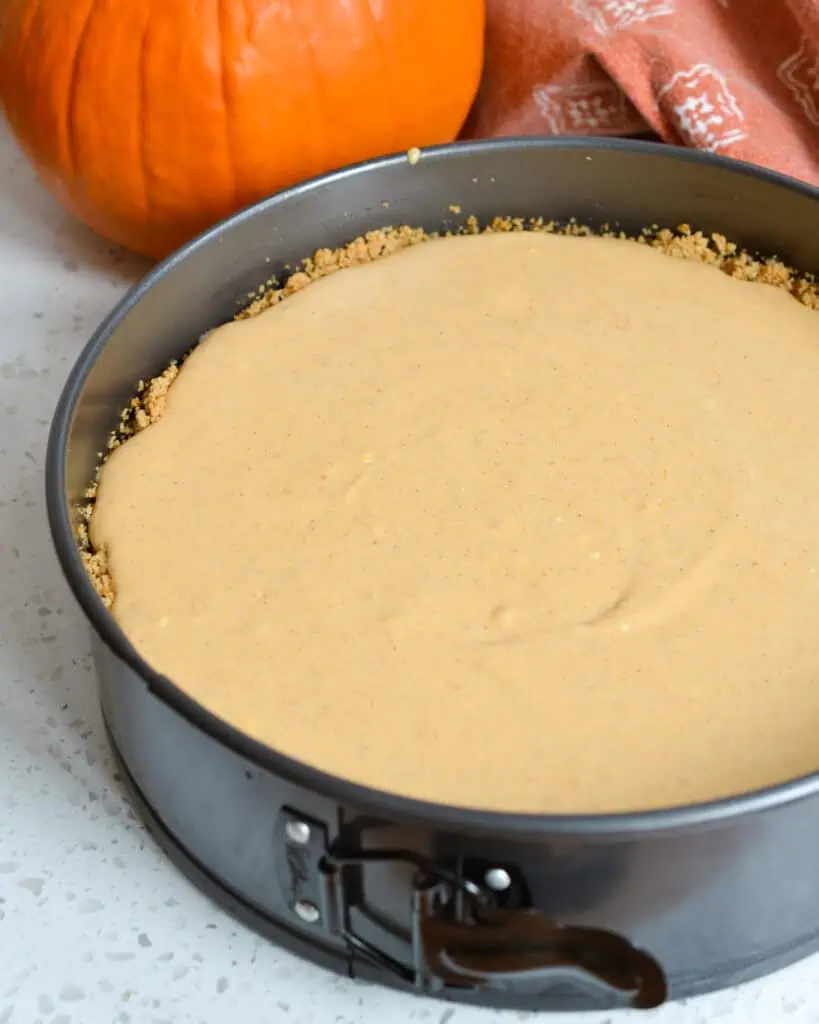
[463,0,819,186]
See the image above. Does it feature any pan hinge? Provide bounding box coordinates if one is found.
[274,807,667,1010]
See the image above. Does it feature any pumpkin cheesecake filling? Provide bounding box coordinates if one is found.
[86,225,819,815]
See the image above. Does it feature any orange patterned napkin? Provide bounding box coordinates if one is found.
[463,0,819,186]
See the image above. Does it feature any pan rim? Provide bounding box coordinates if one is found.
[45,135,819,838]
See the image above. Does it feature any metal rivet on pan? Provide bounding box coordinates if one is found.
[285,820,311,845]
[484,867,512,892]
[294,900,320,924]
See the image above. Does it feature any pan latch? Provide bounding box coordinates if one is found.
[274,808,667,1010]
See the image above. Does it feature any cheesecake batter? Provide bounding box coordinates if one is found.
[90,229,819,814]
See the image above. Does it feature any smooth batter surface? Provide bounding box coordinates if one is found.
[90,230,819,813]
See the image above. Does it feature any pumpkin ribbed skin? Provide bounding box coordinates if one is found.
[0,1,485,258]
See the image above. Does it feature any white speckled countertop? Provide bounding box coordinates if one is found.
[2,122,819,1024]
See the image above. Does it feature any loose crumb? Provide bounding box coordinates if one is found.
[406,147,421,166]
[78,219,819,605]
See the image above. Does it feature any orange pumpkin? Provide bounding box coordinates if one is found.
[0,1,485,259]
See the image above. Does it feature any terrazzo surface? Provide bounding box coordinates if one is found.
[3,122,819,1023]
